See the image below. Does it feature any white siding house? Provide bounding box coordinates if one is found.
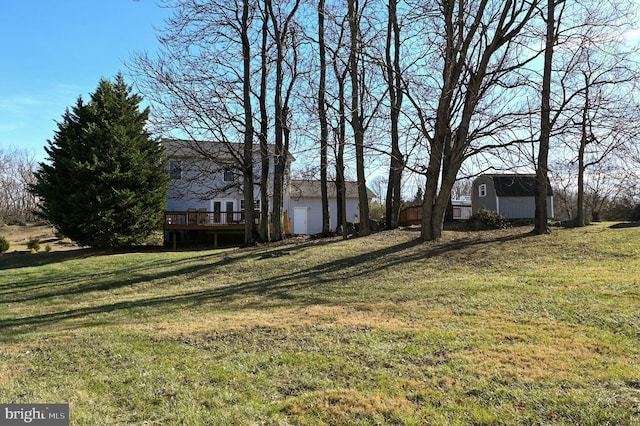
[287,180,374,235]
[163,139,291,220]
[162,140,373,240]
[162,139,294,245]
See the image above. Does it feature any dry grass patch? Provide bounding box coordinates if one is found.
[131,303,452,338]
[283,389,417,425]
[457,311,634,384]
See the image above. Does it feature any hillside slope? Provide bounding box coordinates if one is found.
[0,223,638,424]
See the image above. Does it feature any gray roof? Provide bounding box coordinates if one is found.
[161,138,295,162]
[488,174,553,197]
[290,179,374,200]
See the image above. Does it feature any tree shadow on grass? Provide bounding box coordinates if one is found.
[609,221,640,229]
[0,244,232,271]
[0,228,534,337]
[0,248,99,270]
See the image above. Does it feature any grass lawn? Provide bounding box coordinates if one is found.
[0,222,638,425]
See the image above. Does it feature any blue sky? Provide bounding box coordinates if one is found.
[0,1,170,161]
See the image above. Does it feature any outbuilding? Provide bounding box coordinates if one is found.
[471,174,554,219]
[287,180,373,235]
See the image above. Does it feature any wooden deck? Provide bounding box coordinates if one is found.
[164,210,258,230]
[164,210,259,249]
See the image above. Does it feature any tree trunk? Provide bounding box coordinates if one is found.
[334,58,348,239]
[241,0,256,245]
[384,0,404,230]
[335,117,348,239]
[318,0,331,236]
[534,0,555,235]
[271,10,285,241]
[348,0,371,236]
[420,139,444,240]
[575,73,589,227]
[259,0,271,241]
[442,133,454,223]
[268,0,300,241]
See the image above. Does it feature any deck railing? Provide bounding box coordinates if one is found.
[164,210,260,228]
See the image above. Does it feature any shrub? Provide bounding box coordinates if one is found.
[468,209,510,230]
[27,237,40,252]
[0,236,9,253]
[29,74,169,248]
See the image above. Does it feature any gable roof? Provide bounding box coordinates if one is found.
[161,138,295,162]
[487,174,553,197]
[290,179,374,199]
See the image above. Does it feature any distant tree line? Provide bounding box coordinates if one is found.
[0,147,37,225]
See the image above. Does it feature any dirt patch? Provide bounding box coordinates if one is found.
[0,223,81,253]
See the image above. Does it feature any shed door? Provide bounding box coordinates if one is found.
[294,207,308,235]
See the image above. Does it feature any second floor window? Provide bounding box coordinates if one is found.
[478,183,487,198]
[169,160,182,180]
[223,170,234,182]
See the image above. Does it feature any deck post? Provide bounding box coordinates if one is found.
[214,232,218,249]
[172,230,177,251]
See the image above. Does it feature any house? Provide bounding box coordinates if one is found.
[162,139,293,246]
[471,174,554,219]
[161,139,373,244]
[287,180,374,235]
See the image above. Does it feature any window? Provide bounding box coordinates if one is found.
[169,160,182,180]
[223,170,234,182]
[478,183,487,198]
[240,200,260,211]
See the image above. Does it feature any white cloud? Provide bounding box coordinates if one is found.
[623,27,640,40]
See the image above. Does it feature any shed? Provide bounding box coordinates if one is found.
[471,174,554,219]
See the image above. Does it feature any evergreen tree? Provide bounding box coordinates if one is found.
[31,74,169,248]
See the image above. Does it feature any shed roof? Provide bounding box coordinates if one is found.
[487,174,553,197]
[290,179,374,199]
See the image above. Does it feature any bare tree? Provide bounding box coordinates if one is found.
[268,0,302,241]
[240,0,258,244]
[570,21,638,226]
[0,146,37,224]
[317,0,332,236]
[329,13,350,238]
[258,0,272,241]
[533,0,639,229]
[406,0,540,240]
[129,0,261,245]
[347,0,371,236]
[384,0,405,229]
[534,0,557,234]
